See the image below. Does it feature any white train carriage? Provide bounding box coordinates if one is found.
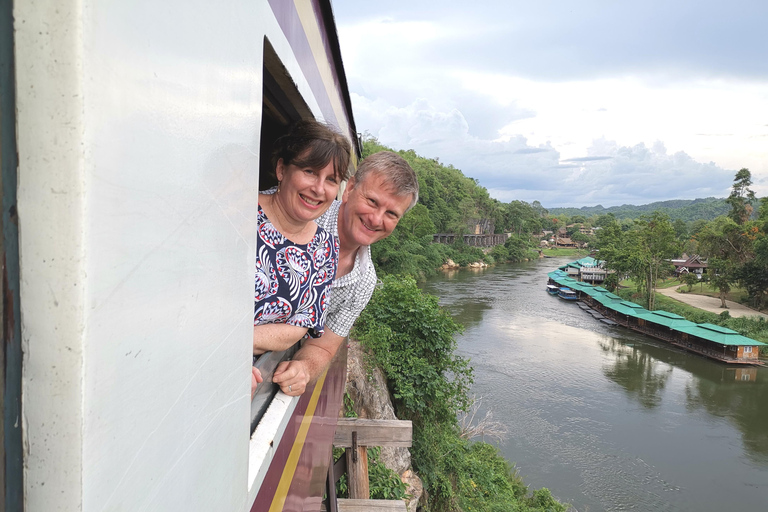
[1,1,359,510]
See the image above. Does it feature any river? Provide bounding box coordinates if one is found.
[420,258,768,512]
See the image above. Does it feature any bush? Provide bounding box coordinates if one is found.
[354,275,473,423]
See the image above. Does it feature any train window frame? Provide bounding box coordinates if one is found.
[249,37,314,433]
[250,344,299,430]
[248,38,322,495]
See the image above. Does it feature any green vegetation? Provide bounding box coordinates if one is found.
[549,197,735,222]
[541,247,587,258]
[334,446,409,501]
[353,276,566,512]
[363,137,544,277]
[596,169,768,313]
[351,144,767,511]
[596,211,681,310]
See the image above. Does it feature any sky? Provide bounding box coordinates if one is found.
[331,0,768,208]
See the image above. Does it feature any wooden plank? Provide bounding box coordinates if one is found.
[337,499,407,511]
[334,418,412,448]
[346,446,369,499]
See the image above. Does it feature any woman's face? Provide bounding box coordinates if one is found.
[275,156,340,224]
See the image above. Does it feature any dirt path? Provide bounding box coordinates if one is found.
[655,285,768,320]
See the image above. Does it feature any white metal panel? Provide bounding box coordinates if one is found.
[79,1,267,510]
[16,1,86,510]
[18,0,354,510]
[17,0,279,510]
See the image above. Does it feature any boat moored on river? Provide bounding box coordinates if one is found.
[558,287,579,301]
[546,284,560,295]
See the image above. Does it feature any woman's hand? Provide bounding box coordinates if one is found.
[251,367,263,398]
[272,360,310,396]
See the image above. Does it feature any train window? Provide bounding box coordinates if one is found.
[250,38,313,433]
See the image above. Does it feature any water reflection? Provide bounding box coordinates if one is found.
[600,338,673,409]
[443,297,493,329]
[602,335,768,460]
[685,370,768,461]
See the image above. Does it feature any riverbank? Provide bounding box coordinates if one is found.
[655,285,768,320]
[422,260,768,512]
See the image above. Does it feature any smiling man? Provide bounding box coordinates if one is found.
[271,150,419,395]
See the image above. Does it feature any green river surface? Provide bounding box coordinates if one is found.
[421,257,768,512]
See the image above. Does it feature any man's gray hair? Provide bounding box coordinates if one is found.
[354,151,419,210]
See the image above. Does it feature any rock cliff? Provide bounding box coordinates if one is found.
[345,339,424,512]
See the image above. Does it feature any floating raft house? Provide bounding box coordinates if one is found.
[547,265,766,365]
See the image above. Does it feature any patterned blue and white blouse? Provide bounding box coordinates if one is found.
[254,205,338,338]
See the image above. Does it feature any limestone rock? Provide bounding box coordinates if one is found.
[401,469,424,512]
[441,258,460,270]
[345,339,423,509]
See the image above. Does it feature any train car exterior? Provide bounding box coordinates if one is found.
[2,1,358,511]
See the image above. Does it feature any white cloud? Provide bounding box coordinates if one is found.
[335,1,768,205]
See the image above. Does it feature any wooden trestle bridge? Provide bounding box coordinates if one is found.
[432,233,508,247]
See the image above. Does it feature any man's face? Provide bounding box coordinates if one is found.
[338,172,412,248]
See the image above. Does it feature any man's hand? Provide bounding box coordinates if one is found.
[272,360,310,396]
[272,329,346,396]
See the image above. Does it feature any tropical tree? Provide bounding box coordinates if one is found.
[396,203,435,239]
[673,218,688,240]
[632,212,680,310]
[697,216,756,308]
[726,168,756,225]
[682,272,700,292]
[596,212,679,310]
[735,197,768,308]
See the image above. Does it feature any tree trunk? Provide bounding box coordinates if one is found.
[719,291,728,309]
[647,267,655,311]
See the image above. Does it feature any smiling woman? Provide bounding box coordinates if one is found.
[252,120,351,377]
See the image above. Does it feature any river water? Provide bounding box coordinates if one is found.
[421,258,768,512]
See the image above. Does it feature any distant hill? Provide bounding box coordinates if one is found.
[547,197,731,222]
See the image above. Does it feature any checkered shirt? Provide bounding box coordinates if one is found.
[261,189,377,337]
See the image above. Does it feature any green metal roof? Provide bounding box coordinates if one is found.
[579,287,604,297]
[639,311,697,329]
[651,310,686,320]
[551,258,767,347]
[593,296,618,306]
[605,301,650,317]
[671,323,766,346]
[576,256,600,267]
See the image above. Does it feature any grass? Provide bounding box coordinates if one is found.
[623,277,763,311]
[541,247,589,258]
[655,278,683,289]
